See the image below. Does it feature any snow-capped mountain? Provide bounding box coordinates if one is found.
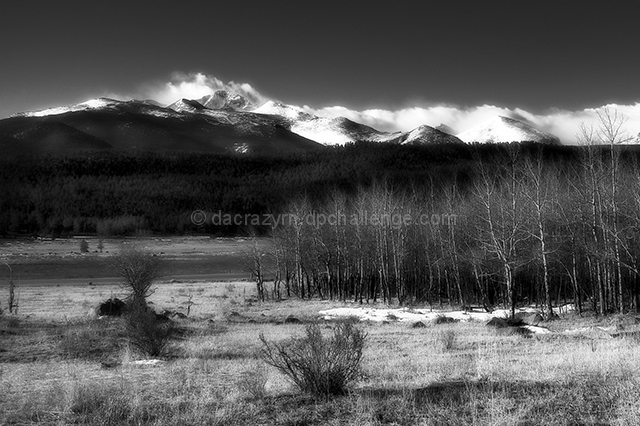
[15,98,122,118]
[456,116,561,145]
[3,91,567,157]
[198,91,254,111]
[254,101,391,145]
[16,97,182,119]
[1,98,320,156]
[252,101,465,145]
[390,125,464,145]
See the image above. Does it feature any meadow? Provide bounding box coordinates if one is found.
[2,238,640,425]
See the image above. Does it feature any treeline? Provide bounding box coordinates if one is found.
[263,112,640,315]
[0,143,479,236]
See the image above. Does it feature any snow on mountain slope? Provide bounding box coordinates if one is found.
[17,97,183,120]
[394,125,464,145]
[16,98,121,117]
[253,101,315,121]
[457,116,560,145]
[254,101,392,145]
[2,97,321,156]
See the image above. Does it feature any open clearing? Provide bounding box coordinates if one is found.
[3,239,640,424]
[0,236,260,281]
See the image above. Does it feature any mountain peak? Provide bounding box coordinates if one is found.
[396,124,464,145]
[456,115,560,145]
[196,90,254,111]
[167,98,207,113]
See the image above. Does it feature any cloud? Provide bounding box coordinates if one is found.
[303,103,640,144]
[139,72,267,106]
[130,72,640,144]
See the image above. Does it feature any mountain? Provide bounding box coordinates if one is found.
[253,101,392,145]
[2,94,561,158]
[456,116,561,145]
[0,119,111,155]
[1,98,321,156]
[197,91,254,111]
[166,98,208,114]
[252,101,464,145]
[435,123,458,135]
[388,125,464,145]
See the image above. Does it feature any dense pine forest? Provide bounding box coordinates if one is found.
[0,142,481,237]
[4,119,640,314]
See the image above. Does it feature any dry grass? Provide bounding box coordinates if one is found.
[3,278,640,424]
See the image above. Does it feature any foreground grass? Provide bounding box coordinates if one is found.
[3,309,640,425]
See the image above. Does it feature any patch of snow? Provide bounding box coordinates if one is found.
[233,143,250,154]
[522,325,552,334]
[78,98,112,109]
[144,109,180,119]
[319,306,549,335]
[130,359,165,366]
[319,307,498,323]
[23,106,74,117]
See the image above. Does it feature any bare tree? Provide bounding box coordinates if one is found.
[472,146,530,317]
[522,152,558,317]
[598,108,631,312]
[110,247,162,308]
[245,235,273,302]
[4,263,15,314]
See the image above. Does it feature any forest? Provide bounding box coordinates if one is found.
[249,114,640,317]
[2,110,640,315]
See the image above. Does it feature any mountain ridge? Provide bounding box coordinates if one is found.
[2,93,570,157]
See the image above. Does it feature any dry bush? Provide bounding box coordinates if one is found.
[110,247,161,308]
[259,321,367,397]
[125,307,174,357]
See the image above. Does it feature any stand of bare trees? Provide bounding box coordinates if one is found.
[269,110,640,315]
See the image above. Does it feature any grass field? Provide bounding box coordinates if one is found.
[0,236,261,280]
[3,239,640,425]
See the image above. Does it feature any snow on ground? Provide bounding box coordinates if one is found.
[318,306,573,335]
[319,306,545,324]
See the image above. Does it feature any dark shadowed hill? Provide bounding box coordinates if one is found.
[0,98,322,156]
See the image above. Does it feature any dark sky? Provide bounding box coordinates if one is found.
[1,0,638,119]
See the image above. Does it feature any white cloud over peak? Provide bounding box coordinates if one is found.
[141,72,267,106]
[132,72,640,145]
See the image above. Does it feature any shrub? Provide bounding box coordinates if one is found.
[125,307,174,357]
[433,315,458,325]
[259,321,367,397]
[110,247,161,308]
